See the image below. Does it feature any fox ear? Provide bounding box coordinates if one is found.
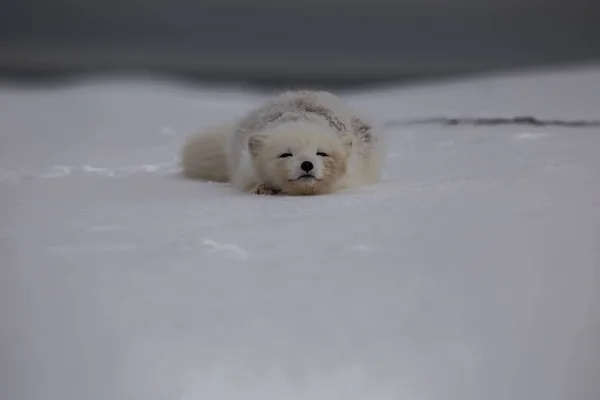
[248,133,267,155]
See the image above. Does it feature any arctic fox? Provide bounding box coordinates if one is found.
[181,90,385,195]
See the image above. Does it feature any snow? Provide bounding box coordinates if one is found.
[1,65,599,400]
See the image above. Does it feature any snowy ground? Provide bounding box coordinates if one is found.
[1,65,599,400]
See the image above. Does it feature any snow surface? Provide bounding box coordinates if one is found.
[1,65,599,400]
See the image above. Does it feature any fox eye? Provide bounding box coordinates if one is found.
[279,152,293,158]
[316,152,329,157]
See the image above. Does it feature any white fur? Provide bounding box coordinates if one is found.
[180,124,231,182]
[181,90,385,195]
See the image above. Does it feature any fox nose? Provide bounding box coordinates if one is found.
[300,161,314,172]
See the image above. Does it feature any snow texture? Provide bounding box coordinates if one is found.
[1,65,599,400]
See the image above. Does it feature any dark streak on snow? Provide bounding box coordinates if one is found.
[385,116,600,129]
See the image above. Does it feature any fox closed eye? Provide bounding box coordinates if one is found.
[316,152,329,157]
[279,153,293,158]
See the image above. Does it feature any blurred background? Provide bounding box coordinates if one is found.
[1,0,600,89]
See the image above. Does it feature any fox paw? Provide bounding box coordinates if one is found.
[253,184,281,196]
